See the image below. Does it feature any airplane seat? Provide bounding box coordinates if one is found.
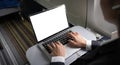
[87,0,117,38]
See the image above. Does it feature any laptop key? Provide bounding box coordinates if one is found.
[42,44,52,53]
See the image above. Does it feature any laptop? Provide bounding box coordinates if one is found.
[29,5,82,60]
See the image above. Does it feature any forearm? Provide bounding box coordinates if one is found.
[50,40,100,65]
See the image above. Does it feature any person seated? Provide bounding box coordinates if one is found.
[49,0,120,65]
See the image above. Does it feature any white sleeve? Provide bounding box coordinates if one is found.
[86,40,92,50]
[51,56,65,63]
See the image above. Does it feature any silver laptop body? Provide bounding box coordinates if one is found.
[29,5,81,60]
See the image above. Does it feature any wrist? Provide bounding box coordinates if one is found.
[51,56,65,63]
[83,40,87,48]
[86,40,92,50]
[80,39,87,48]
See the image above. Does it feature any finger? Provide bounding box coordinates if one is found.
[53,42,59,47]
[74,32,79,36]
[69,39,76,43]
[53,41,61,48]
[47,44,53,51]
[68,31,74,35]
[56,41,63,46]
[68,40,76,45]
[69,31,77,35]
[68,32,76,40]
[51,42,56,48]
[68,40,76,47]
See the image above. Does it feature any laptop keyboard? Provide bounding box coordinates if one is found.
[42,30,71,53]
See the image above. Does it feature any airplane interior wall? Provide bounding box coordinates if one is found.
[87,0,117,37]
[34,0,87,27]
[34,0,117,38]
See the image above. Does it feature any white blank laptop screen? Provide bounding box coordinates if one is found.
[30,5,69,41]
